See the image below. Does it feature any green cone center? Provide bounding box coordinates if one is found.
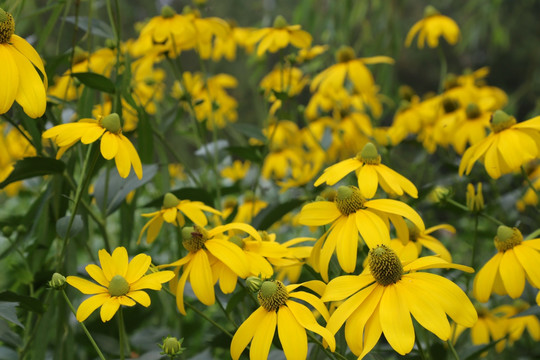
[163,193,180,208]
[108,275,130,296]
[336,186,366,215]
[490,110,516,133]
[336,46,356,63]
[161,5,176,18]
[0,9,14,43]
[357,142,381,165]
[273,15,288,28]
[494,225,522,252]
[368,244,403,286]
[101,113,122,134]
[258,280,289,312]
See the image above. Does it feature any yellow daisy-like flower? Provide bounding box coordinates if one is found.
[161,223,256,315]
[66,247,174,322]
[310,46,393,93]
[404,6,460,49]
[496,301,540,345]
[230,280,335,360]
[390,222,454,262]
[459,110,540,179]
[137,192,221,244]
[314,142,418,198]
[0,8,47,118]
[220,160,251,182]
[474,226,540,302]
[323,245,477,358]
[42,113,142,179]
[249,15,312,57]
[298,185,425,281]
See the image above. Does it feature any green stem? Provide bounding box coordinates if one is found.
[521,165,540,201]
[215,295,237,328]
[306,332,344,360]
[437,46,447,93]
[117,307,130,360]
[445,198,503,226]
[467,214,479,291]
[61,290,106,360]
[447,339,460,360]
[415,335,428,360]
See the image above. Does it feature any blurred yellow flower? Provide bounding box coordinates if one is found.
[221,160,250,182]
[0,8,47,118]
[231,280,335,360]
[474,226,540,302]
[405,6,460,48]
[138,193,221,244]
[42,113,143,179]
[323,245,476,358]
[66,247,174,322]
[390,222,454,262]
[466,182,484,212]
[249,15,312,57]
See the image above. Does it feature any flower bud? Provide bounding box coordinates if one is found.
[160,336,185,356]
[49,273,67,290]
[246,276,264,293]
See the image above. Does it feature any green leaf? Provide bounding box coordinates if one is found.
[94,164,158,215]
[252,199,305,230]
[0,157,65,189]
[510,305,540,318]
[55,215,84,239]
[72,72,115,94]
[64,16,114,38]
[0,292,45,314]
[0,302,23,328]
[230,123,266,142]
[226,145,265,163]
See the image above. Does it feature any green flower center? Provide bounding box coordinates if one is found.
[398,85,415,102]
[442,97,460,113]
[368,244,403,286]
[466,103,481,119]
[100,113,122,134]
[335,186,366,215]
[356,142,381,165]
[108,275,130,296]
[163,193,180,208]
[0,8,14,43]
[182,226,208,252]
[405,219,420,241]
[258,280,289,312]
[490,110,516,133]
[424,5,440,17]
[161,5,177,18]
[494,225,522,252]
[273,15,288,28]
[336,46,356,63]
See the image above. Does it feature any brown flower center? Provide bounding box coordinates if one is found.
[368,244,403,286]
[335,186,366,215]
[258,280,289,312]
[0,8,14,43]
[182,226,208,252]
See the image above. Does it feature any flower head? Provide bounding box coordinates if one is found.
[405,6,460,48]
[66,247,174,322]
[230,280,335,360]
[474,226,540,302]
[43,113,143,179]
[0,8,47,118]
[323,245,477,358]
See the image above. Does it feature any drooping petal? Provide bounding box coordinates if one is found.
[206,238,250,277]
[357,165,379,198]
[379,285,415,355]
[175,259,193,315]
[119,134,143,179]
[178,202,209,226]
[278,305,307,360]
[513,245,540,288]
[499,249,526,298]
[250,310,277,360]
[230,307,267,360]
[130,271,175,291]
[404,256,473,273]
[355,210,390,248]
[335,214,359,273]
[66,276,107,294]
[297,201,342,226]
[85,264,109,287]
[287,300,336,351]
[100,297,121,322]
[314,158,360,186]
[11,35,48,87]
[75,293,109,322]
[98,249,115,280]
[162,208,178,223]
[128,290,151,307]
[125,253,152,283]
[289,291,330,322]
[322,274,375,302]
[209,222,262,242]
[189,250,215,305]
[114,136,131,178]
[0,45,18,114]
[100,132,119,160]
[357,303,383,359]
[80,126,106,144]
[473,252,503,302]
[366,199,425,231]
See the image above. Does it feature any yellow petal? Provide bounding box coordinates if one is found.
[230,307,267,360]
[128,290,151,307]
[85,264,109,287]
[322,274,374,302]
[130,271,175,291]
[178,202,209,226]
[404,256,473,273]
[314,158,360,186]
[162,208,178,223]
[98,249,115,280]
[513,245,540,288]
[100,132,119,160]
[366,199,425,231]
[355,210,390,249]
[287,300,336,351]
[205,238,250,277]
[120,134,143,179]
[189,250,215,305]
[404,20,423,47]
[114,136,131,178]
[66,276,107,294]
[75,293,109,322]
[357,165,379,198]
[319,222,341,282]
[7,46,46,118]
[125,253,152,283]
[80,126,106,144]
[326,283,377,335]
[250,310,277,359]
[499,249,525,298]
[100,297,120,322]
[175,259,193,315]
[0,59,15,123]
[11,35,48,87]
[278,305,307,360]
[336,214,358,273]
[111,246,128,277]
[357,302,383,359]
[379,285,415,355]
[209,222,262,242]
[289,291,330,322]
[473,252,503,302]
[298,201,342,226]
[347,60,374,92]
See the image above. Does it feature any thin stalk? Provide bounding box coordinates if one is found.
[215,295,237,328]
[445,198,503,226]
[447,339,460,360]
[117,307,130,360]
[61,290,106,360]
[437,46,447,93]
[467,214,479,291]
[415,335,428,360]
[307,332,344,360]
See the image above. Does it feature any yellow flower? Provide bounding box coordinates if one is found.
[404,6,460,48]
[516,166,540,211]
[161,223,256,315]
[138,192,221,244]
[211,23,254,61]
[314,142,418,198]
[390,222,454,262]
[495,301,540,344]
[452,303,508,353]
[0,8,47,118]
[230,280,335,360]
[259,65,308,100]
[66,247,174,322]
[272,237,315,283]
[249,15,312,57]
[0,123,36,196]
[466,182,484,212]
[296,44,328,63]
[220,160,251,182]
[310,46,393,93]
[459,110,540,179]
[42,113,143,179]
[474,226,540,302]
[323,245,477,358]
[298,185,425,281]
[450,103,492,154]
